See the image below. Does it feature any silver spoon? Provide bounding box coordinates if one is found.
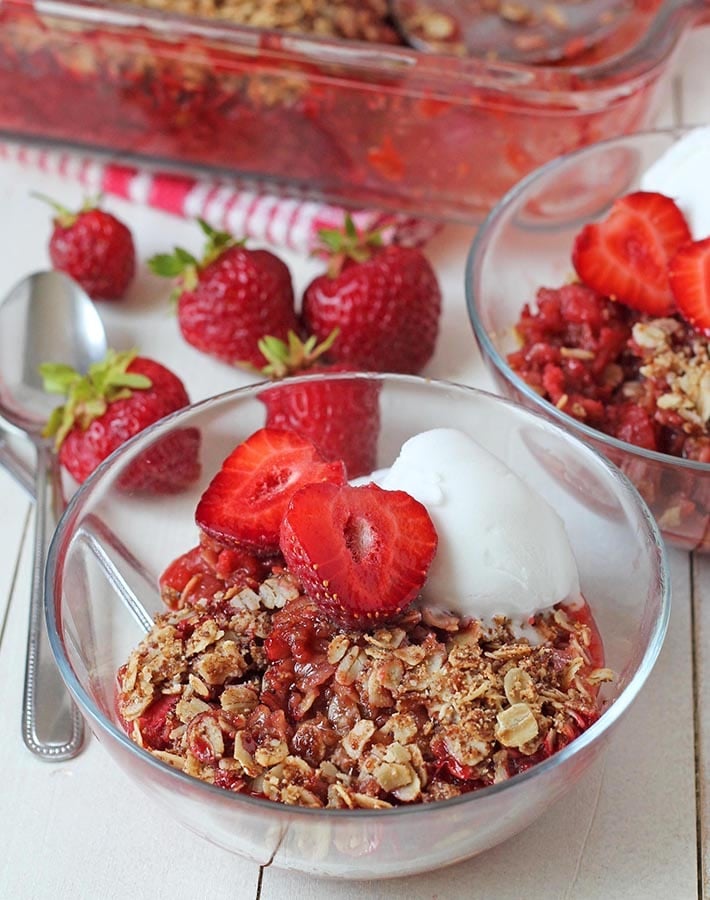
[389,0,634,64]
[0,271,107,761]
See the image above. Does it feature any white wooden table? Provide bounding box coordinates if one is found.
[1,29,710,900]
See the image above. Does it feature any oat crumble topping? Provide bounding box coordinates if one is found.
[117,560,611,808]
[121,0,400,44]
[632,318,710,432]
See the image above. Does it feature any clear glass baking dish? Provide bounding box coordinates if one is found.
[0,0,706,222]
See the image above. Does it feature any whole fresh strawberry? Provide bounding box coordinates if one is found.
[38,194,136,301]
[302,216,442,374]
[257,331,381,479]
[571,191,692,316]
[196,427,346,554]
[280,481,438,629]
[41,349,200,491]
[149,219,297,369]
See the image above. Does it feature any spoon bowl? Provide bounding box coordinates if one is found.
[0,271,107,435]
[0,270,107,761]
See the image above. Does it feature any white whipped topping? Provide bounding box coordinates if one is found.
[640,126,710,240]
[379,428,580,621]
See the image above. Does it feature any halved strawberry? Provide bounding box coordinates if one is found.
[280,481,438,629]
[572,191,692,316]
[195,428,346,554]
[668,237,710,335]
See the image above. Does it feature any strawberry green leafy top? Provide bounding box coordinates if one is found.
[258,329,339,378]
[41,349,152,449]
[148,219,243,294]
[33,192,103,227]
[316,214,383,278]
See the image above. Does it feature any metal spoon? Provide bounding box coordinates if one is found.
[389,0,634,64]
[0,271,107,761]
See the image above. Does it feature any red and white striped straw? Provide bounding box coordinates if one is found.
[0,142,441,252]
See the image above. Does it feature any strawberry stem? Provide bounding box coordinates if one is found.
[32,192,106,227]
[315,214,383,278]
[148,219,246,297]
[258,329,339,378]
[32,191,78,228]
[40,348,152,450]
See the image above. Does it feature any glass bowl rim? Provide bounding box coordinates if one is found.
[45,372,671,820]
[466,126,710,476]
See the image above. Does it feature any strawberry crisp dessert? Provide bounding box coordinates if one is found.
[116,424,612,809]
[508,184,710,539]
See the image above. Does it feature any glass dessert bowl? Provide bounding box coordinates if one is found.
[46,374,668,878]
[468,128,710,553]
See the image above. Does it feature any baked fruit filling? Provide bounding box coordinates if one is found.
[116,426,612,808]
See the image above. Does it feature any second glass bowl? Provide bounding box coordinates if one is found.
[467,128,710,552]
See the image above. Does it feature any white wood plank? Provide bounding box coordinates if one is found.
[261,551,696,898]
[679,26,710,124]
[692,552,710,899]
[0,465,32,649]
[0,519,262,900]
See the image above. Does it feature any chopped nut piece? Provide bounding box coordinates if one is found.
[495,703,539,748]
[503,667,535,704]
[499,0,531,22]
[343,720,376,758]
[255,739,290,767]
[375,761,415,792]
[220,684,259,715]
[327,634,350,664]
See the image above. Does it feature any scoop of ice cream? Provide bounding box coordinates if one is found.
[379,428,580,620]
[640,127,710,240]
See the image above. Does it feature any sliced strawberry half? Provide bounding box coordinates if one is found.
[280,481,438,629]
[195,428,346,554]
[571,191,692,316]
[668,237,710,335]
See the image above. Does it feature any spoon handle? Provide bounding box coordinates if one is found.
[22,443,84,761]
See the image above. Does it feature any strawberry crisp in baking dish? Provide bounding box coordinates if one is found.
[117,425,612,808]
